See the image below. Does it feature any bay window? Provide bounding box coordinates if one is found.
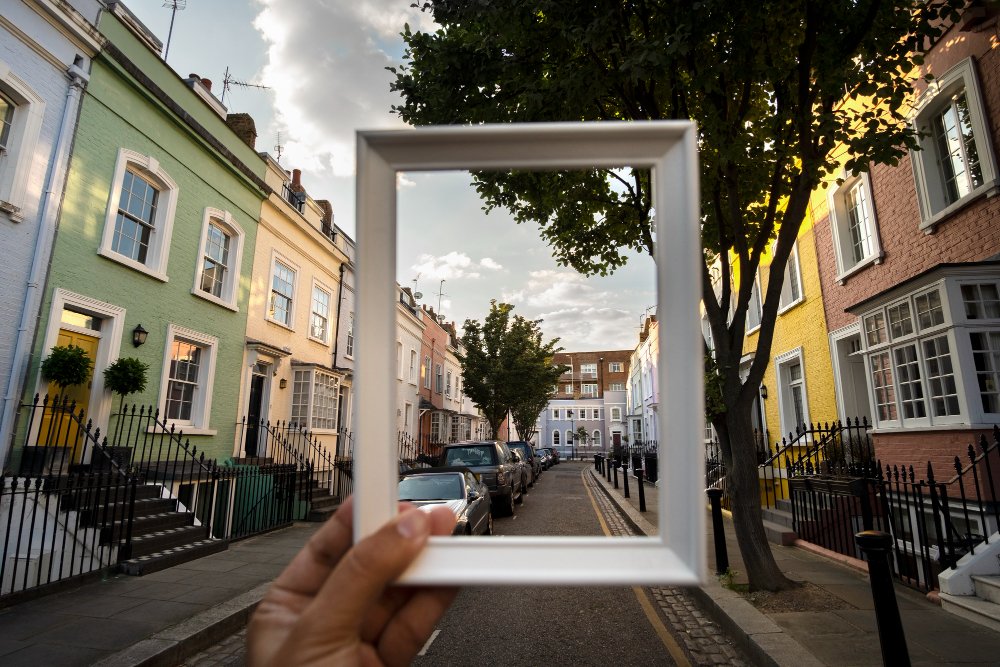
[291,367,339,431]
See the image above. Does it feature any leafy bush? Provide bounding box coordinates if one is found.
[103,357,149,398]
[40,345,93,390]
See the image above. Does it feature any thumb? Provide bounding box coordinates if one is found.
[306,507,436,632]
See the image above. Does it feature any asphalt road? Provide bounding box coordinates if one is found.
[413,461,678,666]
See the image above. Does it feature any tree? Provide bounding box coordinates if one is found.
[40,345,92,392]
[574,426,590,453]
[460,301,564,439]
[103,357,149,413]
[390,0,960,590]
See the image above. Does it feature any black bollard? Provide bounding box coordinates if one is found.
[636,468,647,512]
[613,462,619,489]
[706,488,729,575]
[594,454,601,471]
[623,462,630,498]
[855,530,910,667]
[606,458,612,482]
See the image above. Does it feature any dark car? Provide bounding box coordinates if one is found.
[507,441,541,486]
[549,448,561,465]
[398,468,493,536]
[535,448,553,470]
[438,441,523,516]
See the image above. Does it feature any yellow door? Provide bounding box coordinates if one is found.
[38,330,99,460]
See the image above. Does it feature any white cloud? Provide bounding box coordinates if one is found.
[397,173,417,188]
[480,257,502,270]
[254,1,435,177]
[411,252,501,281]
[536,306,634,351]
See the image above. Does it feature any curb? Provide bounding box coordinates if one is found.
[92,582,270,667]
[587,468,823,667]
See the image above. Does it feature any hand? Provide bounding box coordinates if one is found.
[248,498,458,666]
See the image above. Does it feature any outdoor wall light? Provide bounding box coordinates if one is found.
[132,324,148,347]
[760,384,768,400]
[279,378,288,389]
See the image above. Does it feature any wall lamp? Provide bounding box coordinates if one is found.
[132,324,149,347]
[760,384,768,400]
[279,378,288,389]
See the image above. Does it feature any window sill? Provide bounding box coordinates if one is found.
[98,248,169,282]
[777,296,805,316]
[147,425,217,436]
[266,316,295,332]
[307,334,331,347]
[191,288,239,312]
[746,324,761,335]
[919,179,999,233]
[836,253,883,285]
[869,421,983,435]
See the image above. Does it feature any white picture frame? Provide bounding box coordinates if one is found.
[355,121,704,585]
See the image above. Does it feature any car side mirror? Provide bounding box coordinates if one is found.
[468,490,480,501]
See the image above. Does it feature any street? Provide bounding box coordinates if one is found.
[184,462,750,666]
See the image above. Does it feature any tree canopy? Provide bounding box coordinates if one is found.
[392,0,963,590]
[459,301,564,439]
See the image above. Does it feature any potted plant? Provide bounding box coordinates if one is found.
[40,345,93,396]
[103,357,149,413]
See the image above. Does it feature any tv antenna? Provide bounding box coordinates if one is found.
[412,273,422,300]
[273,131,284,165]
[436,279,447,316]
[162,0,187,62]
[220,66,271,105]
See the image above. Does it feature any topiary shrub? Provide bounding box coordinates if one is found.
[40,345,93,392]
[103,357,149,412]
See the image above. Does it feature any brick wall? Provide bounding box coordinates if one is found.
[873,428,995,484]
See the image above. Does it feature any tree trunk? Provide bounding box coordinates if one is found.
[719,407,797,591]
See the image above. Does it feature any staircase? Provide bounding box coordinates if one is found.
[761,498,797,546]
[941,575,1000,632]
[307,479,339,522]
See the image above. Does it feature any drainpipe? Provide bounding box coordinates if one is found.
[332,263,345,368]
[0,62,90,473]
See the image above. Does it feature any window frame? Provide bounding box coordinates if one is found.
[291,366,340,432]
[157,324,218,433]
[910,57,999,231]
[409,349,418,385]
[774,348,810,436]
[611,407,622,421]
[308,279,334,345]
[423,355,431,389]
[746,270,762,332]
[828,169,882,281]
[777,242,804,314]
[267,252,299,330]
[191,208,244,311]
[345,312,355,358]
[0,63,45,222]
[98,149,179,281]
[609,361,624,373]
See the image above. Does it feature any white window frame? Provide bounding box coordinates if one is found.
[267,252,298,330]
[291,366,340,432]
[98,148,179,281]
[345,312,355,358]
[580,362,597,378]
[609,361,624,373]
[581,383,597,396]
[308,279,334,345]
[592,430,602,446]
[777,242,804,314]
[552,408,561,420]
[157,324,218,434]
[423,355,431,389]
[774,347,810,436]
[445,370,452,397]
[0,63,44,222]
[409,349,418,385]
[564,383,573,394]
[191,208,244,311]
[746,270,762,332]
[404,402,412,430]
[828,170,882,281]
[552,430,560,446]
[396,342,404,379]
[610,382,625,391]
[610,407,622,421]
[910,57,999,231]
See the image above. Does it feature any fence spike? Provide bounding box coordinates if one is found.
[927,461,936,484]
[982,433,991,455]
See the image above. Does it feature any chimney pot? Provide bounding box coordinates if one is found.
[292,169,302,187]
[201,78,212,91]
[188,73,199,80]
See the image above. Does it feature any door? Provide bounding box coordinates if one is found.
[37,329,99,465]
[245,364,268,457]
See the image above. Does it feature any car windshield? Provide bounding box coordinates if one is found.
[510,444,528,457]
[398,475,463,501]
[444,446,495,466]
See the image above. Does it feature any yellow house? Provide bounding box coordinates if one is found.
[236,157,353,458]
[741,204,839,456]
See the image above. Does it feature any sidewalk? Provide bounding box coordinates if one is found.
[589,464,1000,666]
[0,523,318,667]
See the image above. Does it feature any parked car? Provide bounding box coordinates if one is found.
[507,441,541,486]
[549,448,561,465]
[438,441,524,516]
[398,468,493,536]
[535,448,552,470]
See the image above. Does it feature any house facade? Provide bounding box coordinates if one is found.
[813,15,1000,471]
[626,318,659,445]
[396,287,424,443]
[10,3,268,471]
[0,0,102,471]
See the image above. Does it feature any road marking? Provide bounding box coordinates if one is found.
[582,469,692,667]
[417,629,441,657]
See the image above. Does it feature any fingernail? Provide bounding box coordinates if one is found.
[397,509,430,540]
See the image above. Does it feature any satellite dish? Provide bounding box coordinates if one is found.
[414,291,423,299]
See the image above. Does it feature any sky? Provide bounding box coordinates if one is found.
[128,1,657,351]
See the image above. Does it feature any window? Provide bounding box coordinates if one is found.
[435,364,443,393]
[610,407,622,421]
[345,312,355,357]
[291,368,339,430]
[404,403,412,429]
[158,325,217,431]
[430,412,442,442]
[0,69,45,222]
[99,149,179,280]
[552,430,560,446]
[450,416,461,442]
[409,350,418,384]
[552,408,561,420]
[580,363,597,377]
[423,355,431,388]
[778,243,803,311]
[564,383,572,394]
[269,258,296,327]
[446,370,452,397]
[910,58,998,230]
[592,430,601,446]
[192,209,244,310]
[396,342,404,379]
[775,350,808,436]
[581,383,597,395]
[828,171,881,278]
[309,283,332,343]
[566,429,574,444]
[747,273,762,331]
[609,382,625,391]
[609,362,624,373]
[971,332,1000,413]
[962,284,1000,320]
[592,409,601,419]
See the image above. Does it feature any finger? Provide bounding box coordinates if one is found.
[377,586,460,667]
[269,497,356,596]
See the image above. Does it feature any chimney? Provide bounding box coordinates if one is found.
[225,113,257,149]
[316,199,335,239]
[291,168,302,190]
[201,78,212,91]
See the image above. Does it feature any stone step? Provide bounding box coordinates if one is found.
[973,575,1000,605]
[763,518,797,546]
[775,497,793,514]
[98,510,193,542]
[307,504,338,522]
[128,524,209,559]
[119,538,229,576]
[940,591,1000,633]
[762,506,794,529]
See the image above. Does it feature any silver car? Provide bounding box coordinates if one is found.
[398,468,494,535]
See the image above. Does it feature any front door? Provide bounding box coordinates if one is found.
[37,328,99,467]
[245,363,268,457]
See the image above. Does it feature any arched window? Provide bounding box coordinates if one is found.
[566,429,574,444]
[592,430,601,446]
[552,430,560,446]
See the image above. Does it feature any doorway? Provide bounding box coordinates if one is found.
[245,362,269,457]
